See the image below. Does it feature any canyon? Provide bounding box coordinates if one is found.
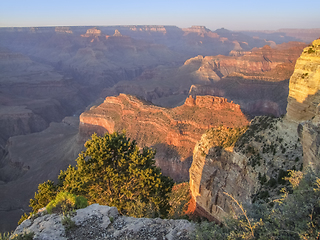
[0,26,318,232]
[105,41,306,117]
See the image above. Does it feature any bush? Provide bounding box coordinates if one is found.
[46,191,88,214]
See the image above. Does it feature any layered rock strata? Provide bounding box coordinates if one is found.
[286,39,320,122]
[184,42,306,82]
[80,94,248,182]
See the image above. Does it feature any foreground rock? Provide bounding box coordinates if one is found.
[12,204,194,240]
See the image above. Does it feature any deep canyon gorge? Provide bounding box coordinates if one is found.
[0,25,319,234]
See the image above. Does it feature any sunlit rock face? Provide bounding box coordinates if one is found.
[184,42,306,82]
[79,94,248,182]
[286,39,320,122]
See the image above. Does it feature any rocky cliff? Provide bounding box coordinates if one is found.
[299,103,320,173]
[189,117,303,222]
[11,204,194,240]
[286,39,320,122]
[79,94,248,182]
[189,39,320,222]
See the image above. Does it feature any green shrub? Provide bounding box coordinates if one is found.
[46,191,88,214]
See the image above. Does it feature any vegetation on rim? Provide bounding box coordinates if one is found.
[19,132,174,224]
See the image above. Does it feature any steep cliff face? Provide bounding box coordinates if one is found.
[80,94,248,182]
[286,39,320,122]
[189,39,320,223]
[299,103,320,172]
[189,117,303,222]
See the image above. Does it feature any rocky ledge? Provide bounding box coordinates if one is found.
[12,204,194,240]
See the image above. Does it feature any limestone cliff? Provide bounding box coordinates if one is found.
[286,39,320,122]
[79,94,248,182]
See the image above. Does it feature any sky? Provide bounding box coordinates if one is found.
[0,0,319,31]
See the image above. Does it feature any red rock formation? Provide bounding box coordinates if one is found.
[80,94,248,181]
[185,42,307,82]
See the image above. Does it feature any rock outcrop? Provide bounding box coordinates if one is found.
[286,39,320,122]
[189,39,320,223]
[12,204,194,240]
[80,94,248,182]
[189,117,303,222]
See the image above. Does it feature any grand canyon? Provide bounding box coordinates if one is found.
[0,24,320,239]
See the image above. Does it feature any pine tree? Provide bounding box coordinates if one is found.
[21,132,173,223]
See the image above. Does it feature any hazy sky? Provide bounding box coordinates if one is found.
[0,0,319,31]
